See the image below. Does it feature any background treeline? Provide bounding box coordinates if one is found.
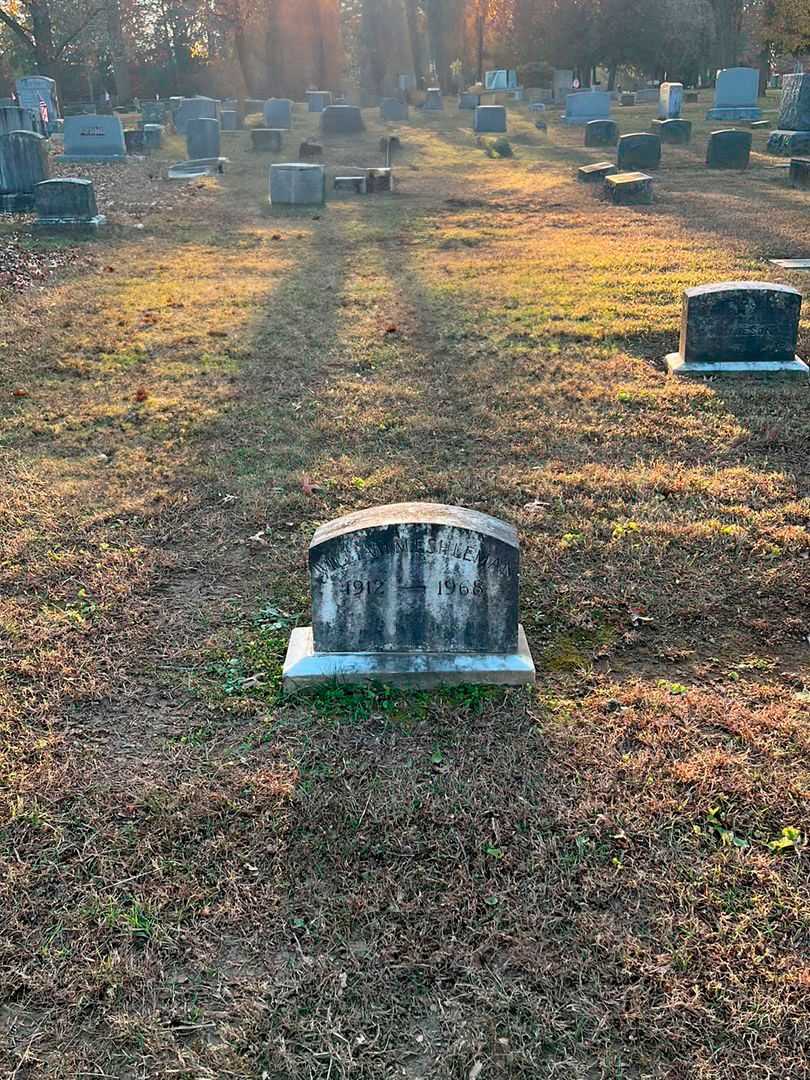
[0,0,807,106]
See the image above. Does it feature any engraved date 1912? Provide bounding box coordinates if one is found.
[344,579,485,597]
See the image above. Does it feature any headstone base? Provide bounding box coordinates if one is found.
[577,161,617,182]
[0,192,35,213]
[55,153,125,163]
[33,213,106,232]
[767,130,810,156]
[665,352,809,379]
[282,625,536,692]
[167,157,227,179]
[705,106,762,121]
[605,171,653,203]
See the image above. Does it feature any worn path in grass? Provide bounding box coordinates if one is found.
[0,97,808,1078]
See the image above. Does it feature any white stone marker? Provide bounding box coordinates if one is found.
[283,502,536,691]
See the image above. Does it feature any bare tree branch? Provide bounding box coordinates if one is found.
[55,3,106,55]
[0,4,35,48]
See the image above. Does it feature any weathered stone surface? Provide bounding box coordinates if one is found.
[366,167,393,193]
[320,105,364,135]
[485,69,517,90]
[776,73,810,131]
[0,130,49,211]
[789,157,810,190]
[251,128,284,152]
[306,91,333,113]
[174,96,218,135]
[563,90,611,125]
[666,281,808,378]
[658,82,683,119]
[186,116,220,160]
[0,106,35,136]
[167,158,226,179]
[381,97,409,121]
[123,128,145,154]
[584,119,618,146]
[620,92,636,106]
[617,132,661,170]
[298,139,323,159]
[34,177,105,229]
[15,76,59,133]
[458,92,481,110]
[263,98,292,129]
[220,109,238,131]
[142,124,164,150]
[577,160,617,182]
[552,69,573,101]
[604,171,653,204]
[684,90,699,103]
[244,98,264,115]
[474,105,507,133]
[58,114,126,162]
[424,88,444,111]
[706,128,751,169]
[141,101,168,125]
[652,118,692,144]
[269,162,326,205]
[283,503,536,690]
[334,175,367,193]
[706,67,761,121]
[768,130,810,156]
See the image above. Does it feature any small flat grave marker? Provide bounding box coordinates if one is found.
[605,171,654,204]
[283,502,536,691]
[577,160,617,183]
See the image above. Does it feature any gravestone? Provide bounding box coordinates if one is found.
[684,90,699,103]
[15,76,60,133]
[320,105,364,135]
[0,131,49,211]
[245,98,264,115]
[553,69,574,102]
[252,128,284,152]
[220,110,238,131]
[459,92,481,110]
[665,281,808,379]
[658,82,683,119]
[263,98,292,129]
[605,171,654,204]
[34,177,105,230]
[306,91,333,113]
[186,116,221,160]
[381,98,409,122]
[621,92,636,106]
[651,118,692,143]
[706,67,761,121]
[269,162,326,205]
[124,129,145,154]
[0,106,35,136]
[706,129,751,169]
[789,157,810,189]
[585,119,618,146]
[424,88,444,111]
[141,100,168,126]
[562,90,611,125]
[282,502,536,691]
[635,88,659,104]
[366,167,393,193]
[617,132,661,170]
[167,158,226,179]
[57,115,126,161]
[174,96,218,135]
[334,175,367,193]
[474,105,507,133]
[485,69,518,91]
[299,139,323,159]
[767,73,810,156]
[143,124,164,150]
[577,160,617,182]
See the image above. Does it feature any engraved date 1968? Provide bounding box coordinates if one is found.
[344,579,485,597]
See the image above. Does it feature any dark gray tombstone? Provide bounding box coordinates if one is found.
[459,92,481,110]
[767,73,810,156]
[706,129,751,169]
[789,157,810,189]
[381,97,409,122]
[665,282,807,379]
[334,175,367,193]
[577,160,617,182]
[283,502,536,690]
[424,88,444,111]
[174,96,218,135]
[0,130,49,211]
[143,124,164,150]
[251,128,284,152]
[15,75,60,134]
[306,91,333,113]
[474,105,507,133]
[617,132,661,171]
[34,177,105,230]
[320,105,364,135]
[58,114,126,161]
[620,92,636,106]
[220,110,238,131]
[244,98,264,116]
[652,118,692,144]
[605,171,654,204]
[186,117,221,160]
[269,162,326,205]
[585,119,618,146]
[141,101,168,126]
[263,98,292,129]
[0,106,35,136]
[124,128,145,154]
[366,167,393,193]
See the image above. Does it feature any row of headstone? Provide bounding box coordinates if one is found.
[582,124,751,170]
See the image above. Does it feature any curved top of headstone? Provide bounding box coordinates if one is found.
[685,280,800,300]
[311,502,518,551]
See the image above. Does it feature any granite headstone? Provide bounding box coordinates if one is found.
[658,82,683,119]
[34,177,105,230]
[474,105,507,133]
[320,105,364,135]
[767,73,810,156]
[617,132,661,170]
[0,130,49,211]
[706,67,761,121]
[563,91,611,125]
[186,116,221,160]
[269,162,326,205]
[263,98,292,129]
[58,114,126,161]
[706,128,751,169]
[585,119,619,146]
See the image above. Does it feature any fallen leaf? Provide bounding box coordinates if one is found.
[134,387,148,402]
[12,388,29,398]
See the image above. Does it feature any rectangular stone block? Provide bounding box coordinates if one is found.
[320,105,364,135]
[474,105,507,133]
[381,98,409,122]
[585,119,618,146]
[263,98,292,128]
[269,162,326,205]
[34,177,105,230]
[251,128,284,152]
[186,117,221,160]
[577,160,617,182]
[776,73,810,131]
[563,90,611,125]
[617,132,661,171]
[306,91,333,113]
[424,88,444,111]
[789,157,810,189]
[706,128,751,169]
[658,82,683,119]
[58,114,126,161]
[334,175,367,193]
[174,96,218,135]
[652,118,692,144]
[604,171,654,204]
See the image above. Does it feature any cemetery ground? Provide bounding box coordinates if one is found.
[1,96,808,1079]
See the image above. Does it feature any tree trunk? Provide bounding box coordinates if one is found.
[233,23,257,96]
[106,0,132,103]
[608,64,618,90]
[29,0,58,76]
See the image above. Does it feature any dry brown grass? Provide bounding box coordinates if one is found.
[0,94,808,1078]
